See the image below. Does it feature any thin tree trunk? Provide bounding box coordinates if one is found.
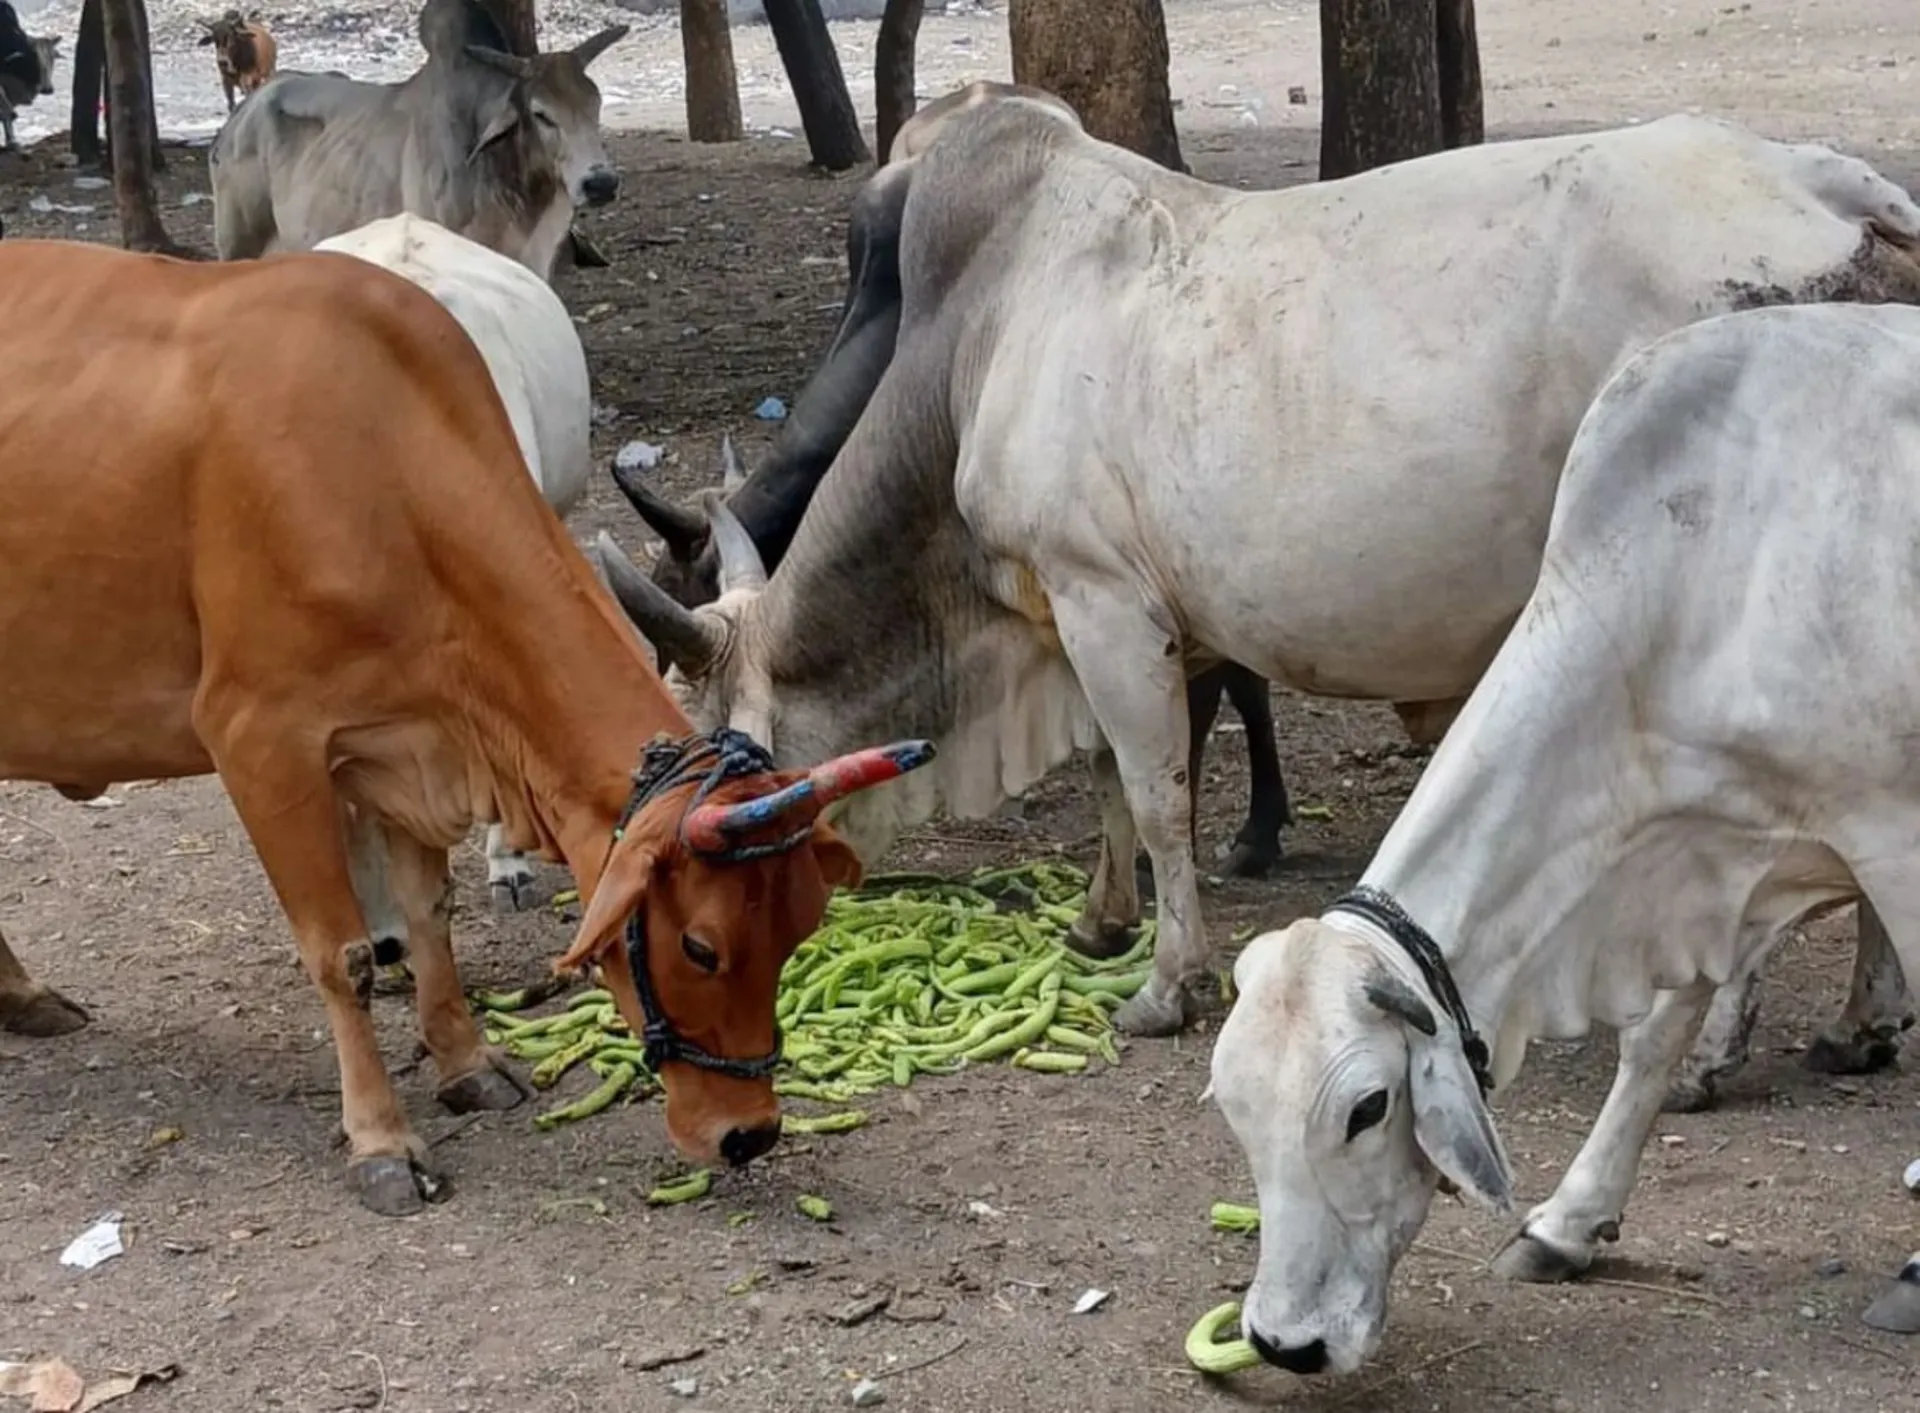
[479,0,537,56]
[133,0,161,171]
[71,0,104,169]
[680,0,743,142]
[101,0,177,252]
[1435,0,1483,150]
[762,0,868,170]
[1317,0,1441,181]
[1008,0,1183,173]
[874,0,923,163]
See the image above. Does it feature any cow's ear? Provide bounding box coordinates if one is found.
[557,842,659,970]
[809,827,863,893]
[467,92,521,162]
[197,31,215,44]
[1407,1033,1513,1214]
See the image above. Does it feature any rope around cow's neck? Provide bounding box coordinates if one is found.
[1328,884,1494,1097]
[609,726,806,1082]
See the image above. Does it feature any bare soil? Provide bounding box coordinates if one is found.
[4,2,1920,1409]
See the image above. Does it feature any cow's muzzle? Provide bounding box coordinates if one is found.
[581,167,619,206]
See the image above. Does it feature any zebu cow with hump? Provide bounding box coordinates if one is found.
[1210,301,1920,1370]
[209,0,625,282]
[316,211,591,917]
[609,80,1295,895]
[0,237,931,1213]
[596,94,1916,1064]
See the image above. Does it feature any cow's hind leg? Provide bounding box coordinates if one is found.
[1491,981,1716,1283]
[1215,664,1289,879]
[212,739,444,1215]
[0,922,89,1036]
[1073,743,1142,960]
[1052,589,1207,1036]
[379,823,529,1115]
[485,823,539,913]
[1804,901,1913,1074]
[1662,964,1763,1113]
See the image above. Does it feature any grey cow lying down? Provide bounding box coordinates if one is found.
[597,90,1918,1053]
[1211,301,1920,1377]
[209,0,625,283]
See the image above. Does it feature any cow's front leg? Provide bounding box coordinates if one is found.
[379,823,530,1115]
[0,922,90,1036]
[1073,742,1142,959]
[1492,981,1715,1282]
[1662,965,1763,1113]
[213,740,444,1216]
[1804,901,1914,1074]
[1052,588,1206,1037]
[485,823,539,913]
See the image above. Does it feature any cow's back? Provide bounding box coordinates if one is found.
[315,213,592,511]
[0,240,538,788]
[938,109,1920,702]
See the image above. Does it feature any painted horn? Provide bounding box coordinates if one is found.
[682,740,937,852]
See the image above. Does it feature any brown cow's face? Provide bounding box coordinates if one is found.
[556,776,863,1167]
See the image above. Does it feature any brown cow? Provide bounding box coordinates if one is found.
[0,238,933,1215]
[198,8,277,112]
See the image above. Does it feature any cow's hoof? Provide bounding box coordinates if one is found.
[0,986,92,1037]
[1803,1028,1902,1076]
[1661,1072,1718,1114]
[1066,914,1135,961]
[437,1055,531,1114]
[1862,1259,1920,1334]
[1490,1227,1594,1284]
[1113,983,1189,1038]
[346,1154,449,1216]
[489,873,538,915]
[1214,836,1281,880]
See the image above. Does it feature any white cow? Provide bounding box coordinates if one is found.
[597,93,1920,1046]
[1210,301,1920,1376]
[317,212,592,909]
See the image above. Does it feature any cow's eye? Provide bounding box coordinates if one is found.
[682,935,718,972]
[1346,1088,1390,1141]
[533,109,558,128]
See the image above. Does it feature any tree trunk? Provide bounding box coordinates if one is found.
[132,0,162,171]
[1318,0,1442,181]
[1008,0,1183,173]
[100,0,176,252]
[680,0,743,143]
[762,0,869,170]
[479,0,537,56]
[71,0,104,169]
[874,0,923,163]
[1435,0,1483,150]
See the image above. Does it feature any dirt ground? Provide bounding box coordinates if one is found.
[4,1,1920,1409]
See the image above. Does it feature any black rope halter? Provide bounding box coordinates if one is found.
[611,726,803,1081]
[1328,884,1494,1097]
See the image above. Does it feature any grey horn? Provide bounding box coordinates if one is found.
[591,531,724,672]
[1363,970,1438,1037]
[719,433,748,493]
[610,462,707,561]
[571,23,629,68]
[701,492,768,594]
[464,44,535,78]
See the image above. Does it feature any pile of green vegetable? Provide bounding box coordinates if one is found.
[470,860,1156,1133]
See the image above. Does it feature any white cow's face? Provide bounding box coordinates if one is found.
[1209,920,1514,1376]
